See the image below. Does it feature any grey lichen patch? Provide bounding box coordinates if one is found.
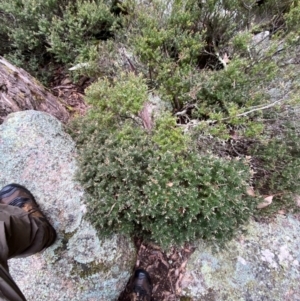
[68,220,102,264]
[182,215,300,301]
[68,220,136,273]
[201,288,217,301]
[77,270,133,301]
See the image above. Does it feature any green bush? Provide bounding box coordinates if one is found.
[250,120,300,213]
[70,118,254,248]
[70,0,298,246]
[112,0,293,139]
[85,72,148,121]
[152,111,190,154]
[39,0,117,64]
[0,0,118,80]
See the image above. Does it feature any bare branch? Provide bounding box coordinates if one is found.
[177,92,292,131]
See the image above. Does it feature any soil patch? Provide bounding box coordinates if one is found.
[49,67,92,119]
[118,239,195,301]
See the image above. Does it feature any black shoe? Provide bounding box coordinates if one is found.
[0,183,56,248]
[131,269,152,301]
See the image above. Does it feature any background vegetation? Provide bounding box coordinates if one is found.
[1,0,300,247]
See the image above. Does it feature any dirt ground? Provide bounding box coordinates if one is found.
[118,239,195,301]
[49,68,90,119]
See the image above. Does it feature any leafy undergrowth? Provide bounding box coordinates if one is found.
[2,0,299,247]
[70,116,255,248]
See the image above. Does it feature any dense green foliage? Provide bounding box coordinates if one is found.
[250,120,300,213]
[71,118,253,247]
[1,0,300,246]
[86,72,147,119]
[0,0,118,80]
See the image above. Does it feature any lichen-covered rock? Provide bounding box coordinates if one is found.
[0,110,136,301]
[181,215,300,301]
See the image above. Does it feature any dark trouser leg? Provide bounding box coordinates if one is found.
[0,204,53,301]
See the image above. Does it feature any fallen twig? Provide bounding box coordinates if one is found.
[52,85,74,90]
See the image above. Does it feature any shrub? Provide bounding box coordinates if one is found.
[39,0,117,64]
[70,118,255,248]
[85,72,148,120]
[250,120,300,213]
[114,0,293,139]
[152,111,190,154]
[0,0,118,80]
[66,0,300,248]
